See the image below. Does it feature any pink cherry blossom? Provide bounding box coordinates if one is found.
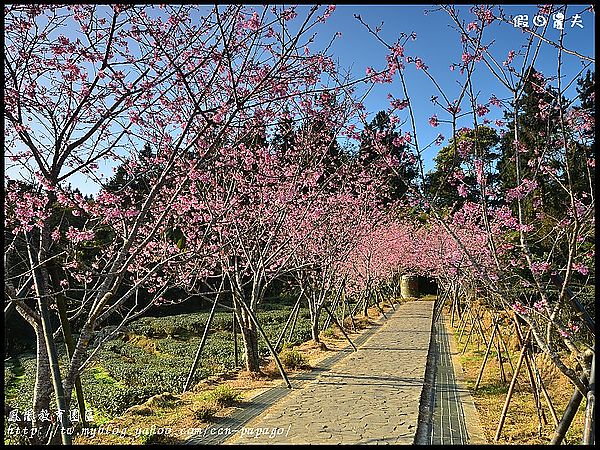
[65,227,95,244]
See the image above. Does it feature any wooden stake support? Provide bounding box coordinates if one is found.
[495,328,532,441]
[275,290,303,352]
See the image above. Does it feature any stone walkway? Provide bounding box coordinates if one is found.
[226,300,435,444]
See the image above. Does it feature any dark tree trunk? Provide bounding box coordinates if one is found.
[32,326,53,444]
[235,301,261,373]
[310,307,321,344]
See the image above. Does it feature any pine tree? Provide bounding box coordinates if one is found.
[358,110,416,204]
[424,125,500,209]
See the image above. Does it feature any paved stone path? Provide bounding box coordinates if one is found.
[186,316,388,445]
[226,300,435,444]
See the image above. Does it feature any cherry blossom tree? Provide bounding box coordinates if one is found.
[357,4,594,435]
[289,162,384,344]
[4,4,364,443]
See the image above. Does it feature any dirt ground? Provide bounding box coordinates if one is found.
[447,306,587,445]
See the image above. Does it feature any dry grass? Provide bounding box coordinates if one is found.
[448,308,586,444]
[122,334,162,355]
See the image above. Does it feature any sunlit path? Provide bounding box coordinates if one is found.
[224,300,434,445]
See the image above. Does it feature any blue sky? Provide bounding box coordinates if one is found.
[7,4,595,196]
[318,4,595,169]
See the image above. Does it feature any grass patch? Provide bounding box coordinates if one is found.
[91,366,121,385]
[192,404,218,422]
[279,348,310,370]
[207,385,242,407]
[4,361,26,402]
[8,292,399,445]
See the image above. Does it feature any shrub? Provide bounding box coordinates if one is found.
[146,392,180,409]
[5,301,318,427]
[322,327,335,337]
[207,385,242,407]
[279,348,310,370]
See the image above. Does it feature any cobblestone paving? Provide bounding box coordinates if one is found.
[226,300,435,444]
[186,306,393,445]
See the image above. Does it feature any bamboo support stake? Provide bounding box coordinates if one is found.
[461,314,477,354]
[324,281,345,330]
[27,240,72,445]
[287,299,301,342]
[184,288,222,392]
[475,313,490,349]
[275,292,302,352]
[387,286,396,311]
[550,381,586,444]
[582,349,595,445]
[457,306,470,339]
[238,299,292,388]
[495,327,507,383]
[495,329,532,441]
[514,318,547,428]
[461,323,475,355]
[324,304,357,351]
[233,310,239,368]
[323,295,339,330]
[458,306,473,342]
[497,319,516,374]
[372,290,388,319]
[343,292,358,332]
[475,322,498,389]
[538,366,559,428]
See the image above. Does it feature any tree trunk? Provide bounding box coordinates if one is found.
[48,265,88,426]
[235,300,261,373]
[27,232,72,444]
[13,301,52,444]
[32,326,53,444]
[363,288,370,317]
[310,307,321,344]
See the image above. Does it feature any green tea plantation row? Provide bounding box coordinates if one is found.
[4,303,321,424]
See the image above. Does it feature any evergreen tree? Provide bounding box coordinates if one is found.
[424,125,500,209]
[270,109,296,156]
[105,143,157,201]
[570,70,595,195]
[358,110,416,204]
[496,67,567,216]
[298,94,346,190]
[240,118,268,151]
[496,67,594,269]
